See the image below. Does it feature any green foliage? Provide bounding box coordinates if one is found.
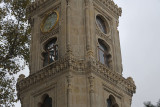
[144,100,160,107]
[0,0,31,106]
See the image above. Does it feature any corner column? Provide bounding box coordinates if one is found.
[88,75,95,107]
[66,74,73,107]
[66,0,72,53]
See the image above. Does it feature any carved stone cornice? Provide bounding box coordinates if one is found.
[17,56,136,98]
[16,55,84,94]
[93,0,122,18]
[27,0,58,15]
[87,58,136,96]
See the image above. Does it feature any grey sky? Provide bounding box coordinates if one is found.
[15,0,160,107]
[114,0,160,106]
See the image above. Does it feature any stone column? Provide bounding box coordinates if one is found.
[85,0,93,57]
[85,0,90,51]
[66,0,71,53]
[88,75,95,107]
[66,74,73,107]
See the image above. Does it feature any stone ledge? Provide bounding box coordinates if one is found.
[88,58,136,96]
[26,0,58,15]
[93,0,122,17]
[17,56,135,98]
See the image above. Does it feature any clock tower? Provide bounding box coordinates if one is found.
[17,0,136,107]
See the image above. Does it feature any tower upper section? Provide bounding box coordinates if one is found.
[17,0,136,104]
[27,0,123,75]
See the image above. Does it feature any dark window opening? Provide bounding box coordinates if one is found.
[41,95,52,107]
[43,38,58,66]
[106,95,119,107]
[107,98,112,107]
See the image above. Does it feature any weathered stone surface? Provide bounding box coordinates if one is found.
[17,0,136,107]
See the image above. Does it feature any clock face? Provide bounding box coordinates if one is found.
[41,11,59,33]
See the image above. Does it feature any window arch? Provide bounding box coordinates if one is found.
[98,39,112,67]
[43,38,58,66]
[106,95,119,107]
[96,15,109,34]
[41,95,52,107]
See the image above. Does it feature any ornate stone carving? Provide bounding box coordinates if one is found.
[17,56,136,98]
[127,77,135,84]
[87,58,136,96]
[93,0,122,17]
[27,0,58,14]
[96,28,112,43]
[88,75,95,93]
[17,74,25,82]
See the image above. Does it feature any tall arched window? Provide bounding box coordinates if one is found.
[41,95,52,107]
[98,39,111,67]
[43,38,58,66]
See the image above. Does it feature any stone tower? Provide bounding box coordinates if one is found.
[17,0,136,107]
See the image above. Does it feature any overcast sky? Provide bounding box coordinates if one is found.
[114,0,160,106]
[15,0,160,107]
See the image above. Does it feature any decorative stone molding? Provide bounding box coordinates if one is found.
[40,26,59,43]
[66,74,73,91]
[27,0,58,14]
[96,28,112,44]
[93,0,122,18]
[17,74,25,82]
[88,75,95,93]
[17,56,136,98]
[127,77,135,84]
[87,58,136,96]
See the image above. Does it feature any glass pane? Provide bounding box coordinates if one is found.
[99,43,107,51]
[99,49,105,64]
[49,51,54,63]
[43,12,57,32]
[96,16,107,34]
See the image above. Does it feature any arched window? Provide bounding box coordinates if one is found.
[41,95,52,107]
[43,38,58,66]
[98,39,111,67]
[106,95,119,107]
[96,15,107,34]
